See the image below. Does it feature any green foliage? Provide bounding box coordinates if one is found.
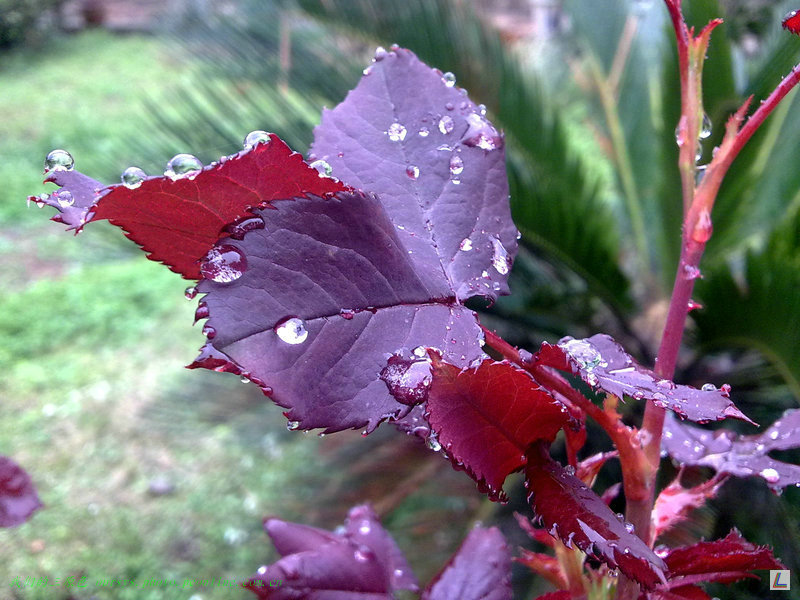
[0,0,60,49]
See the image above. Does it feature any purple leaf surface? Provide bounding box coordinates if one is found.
[662,410,800,491]
[534,335,752,424]
[0,456,43,528]
[310,46,518,303]
[524,443,667,589]
[245,504,418,599]
[191,190,486,432]
[421,526,512,600]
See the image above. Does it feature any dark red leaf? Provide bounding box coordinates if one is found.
[533,335,752,425]
[0,456,42,528]
[421,526,512,600]
[532,592,573,600]
[783,10,800,35]
[310,46,518,304]
[525,443,666,589]
[662,409,800,491]
[190,189,487,432]
[425,356,572,500]
[649,586,712,600]
[663,529,785,585]
[245,504,418,599]
[35,137,346,279]
[651,474,724,540]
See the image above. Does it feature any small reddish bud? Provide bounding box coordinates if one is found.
[782,10,800,35]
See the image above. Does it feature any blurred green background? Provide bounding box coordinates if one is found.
[1,0,799,599]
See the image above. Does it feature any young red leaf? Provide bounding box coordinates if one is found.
[662,529,785,585]
[245,504,418,599]
[35,138,346,279]
[662,409,800,491]
[783,10,800,35]
[421,526,512,600]
[651,474,724,540]
[533,335,752,425]
[190,190,487,432]
[0,456,42,528]
[310,46,518,303]
[525,443,667,589]
[532,593,573,600]
[425,356,573,500]
[516,549,567,590]
[649,586,713,600]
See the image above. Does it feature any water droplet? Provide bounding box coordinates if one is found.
[340,309,355,320]
[200,244,247,283]
[687,299,704,311]
[354,546,374,562]
[184,286,198,300]
[445,102,454,111]
[240,375,250,384]
[770,430,780,440]
[309,159,333,177]
[275,317,308,344]
[418,126,430,137]
[121,166,146,189]
[491,236,510,275]
[692,209,713,243]
[564,465,576,476]
[477,104,487,116]
[438,115,455,135]
[406,165,419,180]
[225,216,265,240]
[624,522,635,533]
[412,346,427,358]
[387,122,407,142]
[451,178,461,185]
[683,264,702,280]
[202,324,216,339]
[44,149,74,172]
[461,113,502,150]
[287,420,300,430]
[699,113,712,139]
[55,190,74,208]
[459,237,473,251]
[442,71,456,87]
[426,433,442,452]
[165,153,202,179]
[675,115,687,147]
[760,467,780,483]
[449,154,464,176]
[243,130,271,149]
[362,65,373,76]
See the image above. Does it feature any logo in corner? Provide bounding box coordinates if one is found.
[770,570,791,591]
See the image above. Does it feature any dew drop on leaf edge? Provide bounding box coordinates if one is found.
[56,190,74,208]
[387,122,407,142]
[442,71,456,87]
[243,130,271,149]
[275,317,308,345]
[165,153,203,179]
[121,166,146,189]
[44,149,74,173]
[310,159,332,177]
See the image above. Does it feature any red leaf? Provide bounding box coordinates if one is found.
[37,137,346,279]
[533,335,752,425]
[0,456,42,528]
[651,474,724,540]
[783,10,800,35]
[525,443,666,589]
[516,549,567,589]
[421,526,512,600]
[533,592,573,600]
[649,586,712,600]
[663,529,785,585]
[426,356,573,500]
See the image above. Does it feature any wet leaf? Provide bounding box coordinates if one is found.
[533,334,752,424]
[34,138,346,279]
[0,456,42,528]
[524,443,666,589]
[652,474,725,540]
[425,355,573,500]
[662,409,800,491]
[421,526,511,600]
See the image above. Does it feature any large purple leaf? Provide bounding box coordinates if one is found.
[0,456,42,528]
[524,443,667,589]
[534,335,752,424]
[421,526,512,600]
[662,409,800,491]
[310,46,518,303]
[191,190,486,432]
[245,504,418,599]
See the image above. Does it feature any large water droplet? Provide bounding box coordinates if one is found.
[287,420,300,430]
[121,166,146,189]
[309,159,333,177]
[200,244,247,283]
[55,190,74,208]
[406,165,419,180]
[44,149,74,172]
[442,71,456,87]
[387,122,407,142]
[491,236,510,275]
[165,153,202,179]
[380,355,432,406]
[760,467,780,483]
[560,338,604,370]
[449,154,464,176]
[243,130,271,149]
[438,115,455,135]
[275,317,308,344]
[699,113,712,139]
[374,46,388,61]
[459,237,473,251]
[461,113,502,150]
